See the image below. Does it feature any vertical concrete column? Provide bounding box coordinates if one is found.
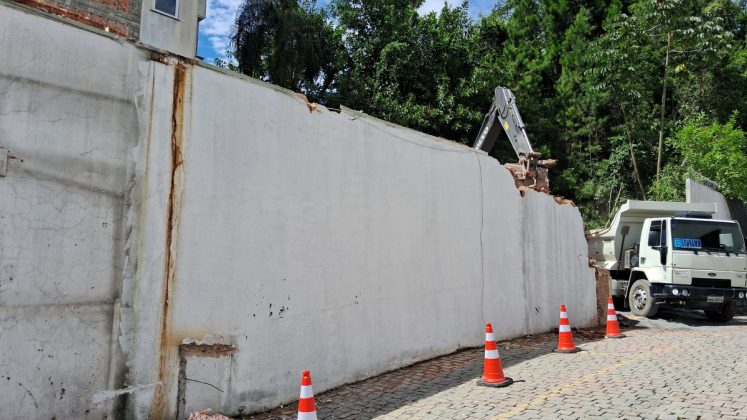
[121,57,191,419]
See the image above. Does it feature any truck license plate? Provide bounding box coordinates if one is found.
[707,296,724,303]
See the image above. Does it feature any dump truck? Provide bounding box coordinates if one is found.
[588,200,747,321]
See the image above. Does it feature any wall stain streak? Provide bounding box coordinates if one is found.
[152,62,188,418]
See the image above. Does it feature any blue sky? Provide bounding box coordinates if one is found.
[197,0,498,62]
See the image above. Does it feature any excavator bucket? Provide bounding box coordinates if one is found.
[504,154,556,194]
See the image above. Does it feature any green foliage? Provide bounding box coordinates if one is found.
[665,115,747,202]
[648,162,688,202]
[213,51,240,72]
[330,0,482,141]
[229,0,747,227]
[232,0,343,100]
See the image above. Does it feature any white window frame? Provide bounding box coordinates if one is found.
[152,0,179,20]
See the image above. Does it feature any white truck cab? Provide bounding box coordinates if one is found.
[588,200,747,321]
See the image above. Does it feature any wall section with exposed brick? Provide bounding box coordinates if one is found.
[11,0,142,38]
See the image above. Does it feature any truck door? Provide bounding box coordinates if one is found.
[642,218,669,269]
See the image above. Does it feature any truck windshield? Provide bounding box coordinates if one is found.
[670,219,746,253]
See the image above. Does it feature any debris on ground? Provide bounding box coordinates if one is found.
[188,410,232,420]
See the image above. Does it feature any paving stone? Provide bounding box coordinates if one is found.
[246,313,747,419]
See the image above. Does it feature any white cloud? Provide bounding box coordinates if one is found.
[417,0,460,15]
[201,0,243,60]
[198,0,496,60]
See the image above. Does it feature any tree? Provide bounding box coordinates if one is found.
[652,114,747,202]
[330,0,423,109]
[331,0,482,141]
[603,0,736,192]
[554,7,615,223]
[232,0,343,100]
[588,2,657,201]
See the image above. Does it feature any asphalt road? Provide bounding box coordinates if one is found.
[247,311,747,419]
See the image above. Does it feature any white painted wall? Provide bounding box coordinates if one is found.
[0,4,597,418]
[0,4,144,418]
[160,66,597,415]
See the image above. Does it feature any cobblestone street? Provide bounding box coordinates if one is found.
[248,311,747,419]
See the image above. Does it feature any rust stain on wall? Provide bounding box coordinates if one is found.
[151,62,188,418]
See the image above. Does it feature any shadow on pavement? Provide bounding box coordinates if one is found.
[243,311,747,419]
[243,326,608,419]
[618,308,747,329]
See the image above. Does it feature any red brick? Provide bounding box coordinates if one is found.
[90,0,130,13]
[13,0,131,37]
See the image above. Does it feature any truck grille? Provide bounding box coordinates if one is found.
[691,278,731,288]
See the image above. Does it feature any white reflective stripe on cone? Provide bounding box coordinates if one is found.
[608,304,615,310]
[560,312,568,319]
[299,385,314,398]
[298,411,318,420]
[607,315,618,321]
[559,324,571,333]
[485,333,496,342]
[485,349,500,359]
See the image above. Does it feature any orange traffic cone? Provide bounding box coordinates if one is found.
[297,370,317,420]
[555,304,579,353]
[605,296,624,338]
[477,323,513,387]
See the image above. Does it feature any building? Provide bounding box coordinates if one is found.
[11,0,206,57]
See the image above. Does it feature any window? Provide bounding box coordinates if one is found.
[671,219,746,252]
[648,220,662,247]
[155,0,178,17]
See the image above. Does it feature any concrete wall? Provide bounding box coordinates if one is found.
[0,3,145,418]
[0,3,597,418]
[139,66,597,416]
[686,178,732,220]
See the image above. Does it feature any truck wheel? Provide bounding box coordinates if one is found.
[704,301,737,323]
[628,280,658,317]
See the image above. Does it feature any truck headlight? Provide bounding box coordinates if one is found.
[672,288,680,296]
[682,289,690,297]
[739,292,745,299]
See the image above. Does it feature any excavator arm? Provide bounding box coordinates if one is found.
[473,87,556,193]
[474,87,534,156]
